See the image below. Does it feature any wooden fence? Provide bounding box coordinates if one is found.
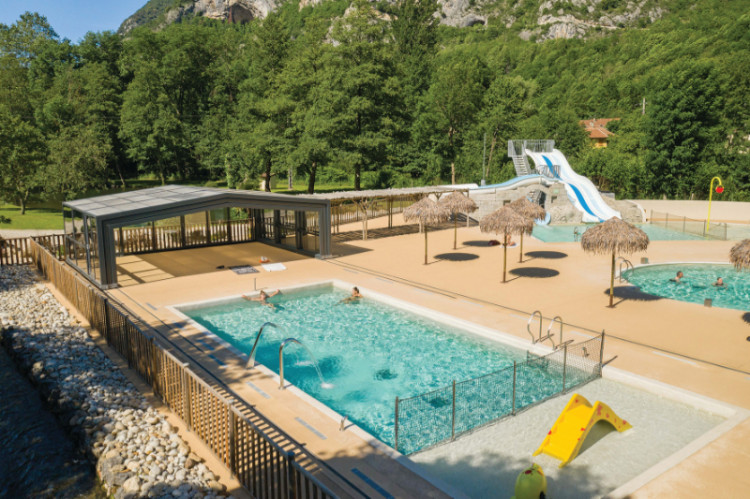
[29,240,345,498]
[0,234,65,266]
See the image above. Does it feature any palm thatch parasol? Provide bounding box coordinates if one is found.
[580,217,649,307]
[403,197,450,264]
[729,239,750,270]
[479,206,534,282]
[509,197,547,263]
[438,191,478,249]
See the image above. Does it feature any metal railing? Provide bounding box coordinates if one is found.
[393,331,604,454]
[508,139,555,157]
[649,210,728,240]
[616,257,634,282]
[29,240,344,498]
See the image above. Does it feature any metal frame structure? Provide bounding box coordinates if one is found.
[63,185,331,288]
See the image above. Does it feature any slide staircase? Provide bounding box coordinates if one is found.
[533,393,632,468]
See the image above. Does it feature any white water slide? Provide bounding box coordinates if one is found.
[525,148,621,223]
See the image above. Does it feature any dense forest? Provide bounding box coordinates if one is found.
[1,0,749,214]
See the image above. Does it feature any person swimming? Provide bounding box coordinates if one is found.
[339,286,362,304]
[243,289,281,308]
[670,271,684,283]
[713,277,727,288]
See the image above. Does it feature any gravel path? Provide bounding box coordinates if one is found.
[0,266,231,499]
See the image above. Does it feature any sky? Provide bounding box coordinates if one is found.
[0,0,148,42]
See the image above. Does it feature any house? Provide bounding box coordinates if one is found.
[579,118,620,148]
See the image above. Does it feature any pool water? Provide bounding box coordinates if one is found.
[533,224,705,243]
[182,285,575,450]
[622,263,750,311]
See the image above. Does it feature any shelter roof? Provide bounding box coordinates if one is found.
[64,185,325,220]
[579,118,620,139]
[312,185,473,203]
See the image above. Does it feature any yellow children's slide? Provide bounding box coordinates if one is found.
[533,393,632,468]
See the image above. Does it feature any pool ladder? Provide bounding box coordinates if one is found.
[246,322,284,368]
[527,311,573,350]
[616,257,634,282]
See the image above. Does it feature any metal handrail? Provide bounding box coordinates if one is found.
[247,322,282,368]
[527,310,543,343]
[279,338,304,390]
[616,257,633,282]
[543,315,564,349]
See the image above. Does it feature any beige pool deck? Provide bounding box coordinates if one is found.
[103,210,750,498]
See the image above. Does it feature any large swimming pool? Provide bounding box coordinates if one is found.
[179,284,583,452]
[533,223,705,242]
[622,263,750,311]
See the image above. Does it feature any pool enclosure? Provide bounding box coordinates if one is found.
[63,185,331,288]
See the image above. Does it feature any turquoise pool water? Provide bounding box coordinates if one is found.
[622,263,750,311]
[533,224,705,243]
[182,285,581,452]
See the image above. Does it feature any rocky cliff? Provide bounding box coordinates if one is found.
[119,0,666,39]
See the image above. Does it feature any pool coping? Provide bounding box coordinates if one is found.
[165,279,748,499]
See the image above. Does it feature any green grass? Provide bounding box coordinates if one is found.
[0,205,63,231]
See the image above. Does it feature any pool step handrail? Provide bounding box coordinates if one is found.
[247,321,281,368]
[540,315,564,349]
[279,338,303,389]
[616,257,634,282]
[527,311,543,343]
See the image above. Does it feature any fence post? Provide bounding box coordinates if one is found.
[394,397,399,453]
[182,364,193,430]
[225,208,232,243]
[286,451,297,499]
[228,410,236,477]
[512,362,517,416]
[451,380,456,441]
[150,337,161,397]
[562,343,568,393]
[102,297,110,342]
[151,221,157,251]
[598,331,606,377]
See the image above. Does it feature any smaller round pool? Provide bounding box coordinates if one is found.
[622,263,750,311]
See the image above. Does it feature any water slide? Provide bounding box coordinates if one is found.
[533,393,632,468]
[525,149,621,223]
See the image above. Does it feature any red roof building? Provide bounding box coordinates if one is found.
[579,118,620,148]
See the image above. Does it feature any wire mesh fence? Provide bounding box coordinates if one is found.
[649,210,727,240]
[394,334,604,455]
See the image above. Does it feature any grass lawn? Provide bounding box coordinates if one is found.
[0,205,63,231]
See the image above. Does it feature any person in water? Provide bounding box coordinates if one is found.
[670,271,684,283]
[713,277,727,288]
[339,286,362,304]
[243,289,281,308]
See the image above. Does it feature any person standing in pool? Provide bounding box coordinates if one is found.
[339,287,362,304]
[243,289,281,308]
[670,271,684,283]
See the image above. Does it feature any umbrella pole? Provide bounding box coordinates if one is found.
[424,225,428,265]
[454,217,457,250]
[503,235,508,283]
[519,233,524,263]
[609,251,615,307]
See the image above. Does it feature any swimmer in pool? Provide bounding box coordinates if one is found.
[670,271,684,283]
[243,289,281,308]
[339,287,362,304]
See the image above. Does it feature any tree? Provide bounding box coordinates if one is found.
[0,105,45,213]
[329,0,396,190]
[418,55,485,184]
[642,61,722,198]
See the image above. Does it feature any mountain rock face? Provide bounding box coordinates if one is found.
[119,0,280,34]
[119,0,665,40]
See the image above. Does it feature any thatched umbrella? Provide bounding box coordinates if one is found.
[730,239,750,270]
[479,206,534,283]
[403,197,450,264]
[438,191,478,250]
[581,217,649,307]
[509,197,547,263]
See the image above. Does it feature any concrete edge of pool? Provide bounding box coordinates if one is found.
[166,279,747,498]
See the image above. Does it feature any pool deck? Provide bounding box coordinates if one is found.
[104,213,750,498]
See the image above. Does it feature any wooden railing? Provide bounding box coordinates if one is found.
[0,234,65,266]
[29,240,346,498]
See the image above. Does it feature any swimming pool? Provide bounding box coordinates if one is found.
[622,263,750,310]
[178,284,592,452]
[533,223,705,243]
